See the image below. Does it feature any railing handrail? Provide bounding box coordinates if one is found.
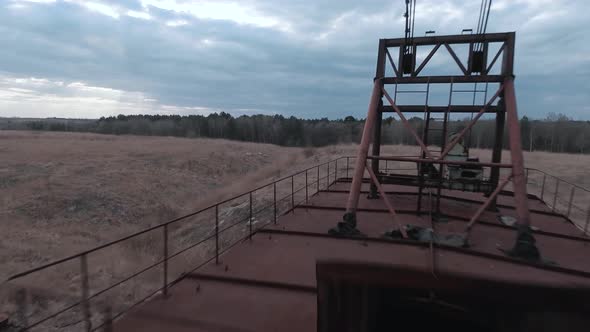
[4,154,589,331]
[342,154,590,194]
[526,167,590,193]
[5,156,343,331]
[4,156,347,283]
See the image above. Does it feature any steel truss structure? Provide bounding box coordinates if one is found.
[332,32,539,259]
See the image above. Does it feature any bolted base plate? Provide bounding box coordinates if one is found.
[506,225,541,261]
[367,191,380,200]
[328,212,365,237]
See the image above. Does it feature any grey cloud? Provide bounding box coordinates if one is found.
[0,0,588,119]
[101,0,144,11]
[0,1,376,118]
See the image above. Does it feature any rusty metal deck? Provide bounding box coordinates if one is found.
[113,179,590,331]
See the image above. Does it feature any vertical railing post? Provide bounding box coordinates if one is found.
[273,182,277,224]
[566,186,575,218]
[541,173,546,200]
[163,224,168,297]
[15,288,28,329]
[305,170,308,204]
[346,157,350,178]
[317,165,320,193]
[326,163,330,189]
[215,205,219,264]
[102,306,113,332]
[291,175,295,213]
[552,179,560,213]
[80,254,92,332]
[249,192,253,240]
[385,159,389,173]
[335,159,338,183]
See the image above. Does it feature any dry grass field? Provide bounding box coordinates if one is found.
[1,130,589,330]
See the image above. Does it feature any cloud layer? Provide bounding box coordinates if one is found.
[0,0,588,119]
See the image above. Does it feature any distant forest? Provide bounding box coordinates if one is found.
[1,112,589,153]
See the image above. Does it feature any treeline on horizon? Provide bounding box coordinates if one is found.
[1,112,589,154]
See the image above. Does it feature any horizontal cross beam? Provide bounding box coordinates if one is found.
[380,105,501,113]
[366,155,513,168]
[382,75,503,84]
[382,32,512,47]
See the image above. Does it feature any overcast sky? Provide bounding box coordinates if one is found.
[0,0,588,120]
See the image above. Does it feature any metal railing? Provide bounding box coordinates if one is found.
[524,168,590,235]
[345,155,590,235]
[3,156,589,331]
[2,157,349,331]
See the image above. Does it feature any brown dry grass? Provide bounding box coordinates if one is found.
[0,131,288,278]
[0,131,589,330]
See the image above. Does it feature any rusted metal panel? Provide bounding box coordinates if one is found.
[316,262,590,332]
[111,178,590,331]
[114,278,316,332]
